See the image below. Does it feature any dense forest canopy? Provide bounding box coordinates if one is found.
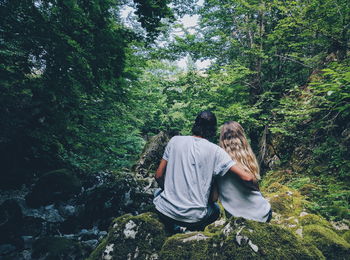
[1,0,349,220]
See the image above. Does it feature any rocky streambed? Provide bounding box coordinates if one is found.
[0,169,154,259]
[0,132,170,260]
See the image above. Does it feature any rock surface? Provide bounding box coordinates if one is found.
[89,213,330,259]
[88,212,166,260]
[134,131,170,178]
[25,169,82,207]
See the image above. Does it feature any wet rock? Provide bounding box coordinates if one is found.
[25,169,82,207]
[0,200,23,245]
[0,244,16,256]
[32,237,84,260]
[77,172,153,230]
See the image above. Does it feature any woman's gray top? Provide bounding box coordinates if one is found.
[218,172,271,222]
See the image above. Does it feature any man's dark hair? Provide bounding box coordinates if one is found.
[192,110,217,139]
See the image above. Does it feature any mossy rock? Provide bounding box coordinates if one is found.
[160,217,322,259]
[134,131,170,177]
[299,214,332,229]
[303,224,350,259]
[32,237,83,259]
[342,230,350,244]
[204,218,227,234]
[88,212,166,260]
[26,169,82,207]
[262,182,289,193]
[268,189,303,216]
[160,232,214,259]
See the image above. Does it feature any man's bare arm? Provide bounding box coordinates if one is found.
[155,159,167,189]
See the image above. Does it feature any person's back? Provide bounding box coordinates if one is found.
[217,121,272,222]
[154,135,233,223]
[217,173,271,222]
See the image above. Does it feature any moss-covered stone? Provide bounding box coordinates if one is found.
[342,230,350,244]
[303,224,350,259]
[32,237,83,259]
[26,169,82,207]
[160,217,322,260]
[160,232,213,259]
[88,212,166,260]
[299,214,332,229]
[266,186,303,217]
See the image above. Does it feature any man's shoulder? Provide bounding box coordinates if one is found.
[169,136,221,150]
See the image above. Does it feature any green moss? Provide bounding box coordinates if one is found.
[262,182,287,193]
[260,170,293,188]
[216,218,320,259]
[288,177,311,190]
[88,212,166,260]
[299,214,332,229]
[161,217,322,259]
[342,231,350,244]
[303,224,350,259]
[268,189,303,216]
[87,237,108,260]
[160,232,213,260]
[204,218,227,234]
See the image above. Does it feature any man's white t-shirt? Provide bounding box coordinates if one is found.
[153,136,235,223]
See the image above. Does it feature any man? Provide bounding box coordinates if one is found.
[153,111,256,231]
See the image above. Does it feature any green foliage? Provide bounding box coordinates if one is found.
[0,0,197,176]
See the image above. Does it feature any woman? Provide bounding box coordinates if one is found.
[214,121,272,222]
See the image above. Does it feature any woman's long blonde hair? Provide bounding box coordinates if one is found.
[219,121,260,180]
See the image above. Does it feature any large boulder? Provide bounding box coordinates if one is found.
[89,213,332,259]
[160,217,323,259]
[25,169,82,207]
[73,172,153,231]
[88,212,166,260]
[134,132,170,178]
